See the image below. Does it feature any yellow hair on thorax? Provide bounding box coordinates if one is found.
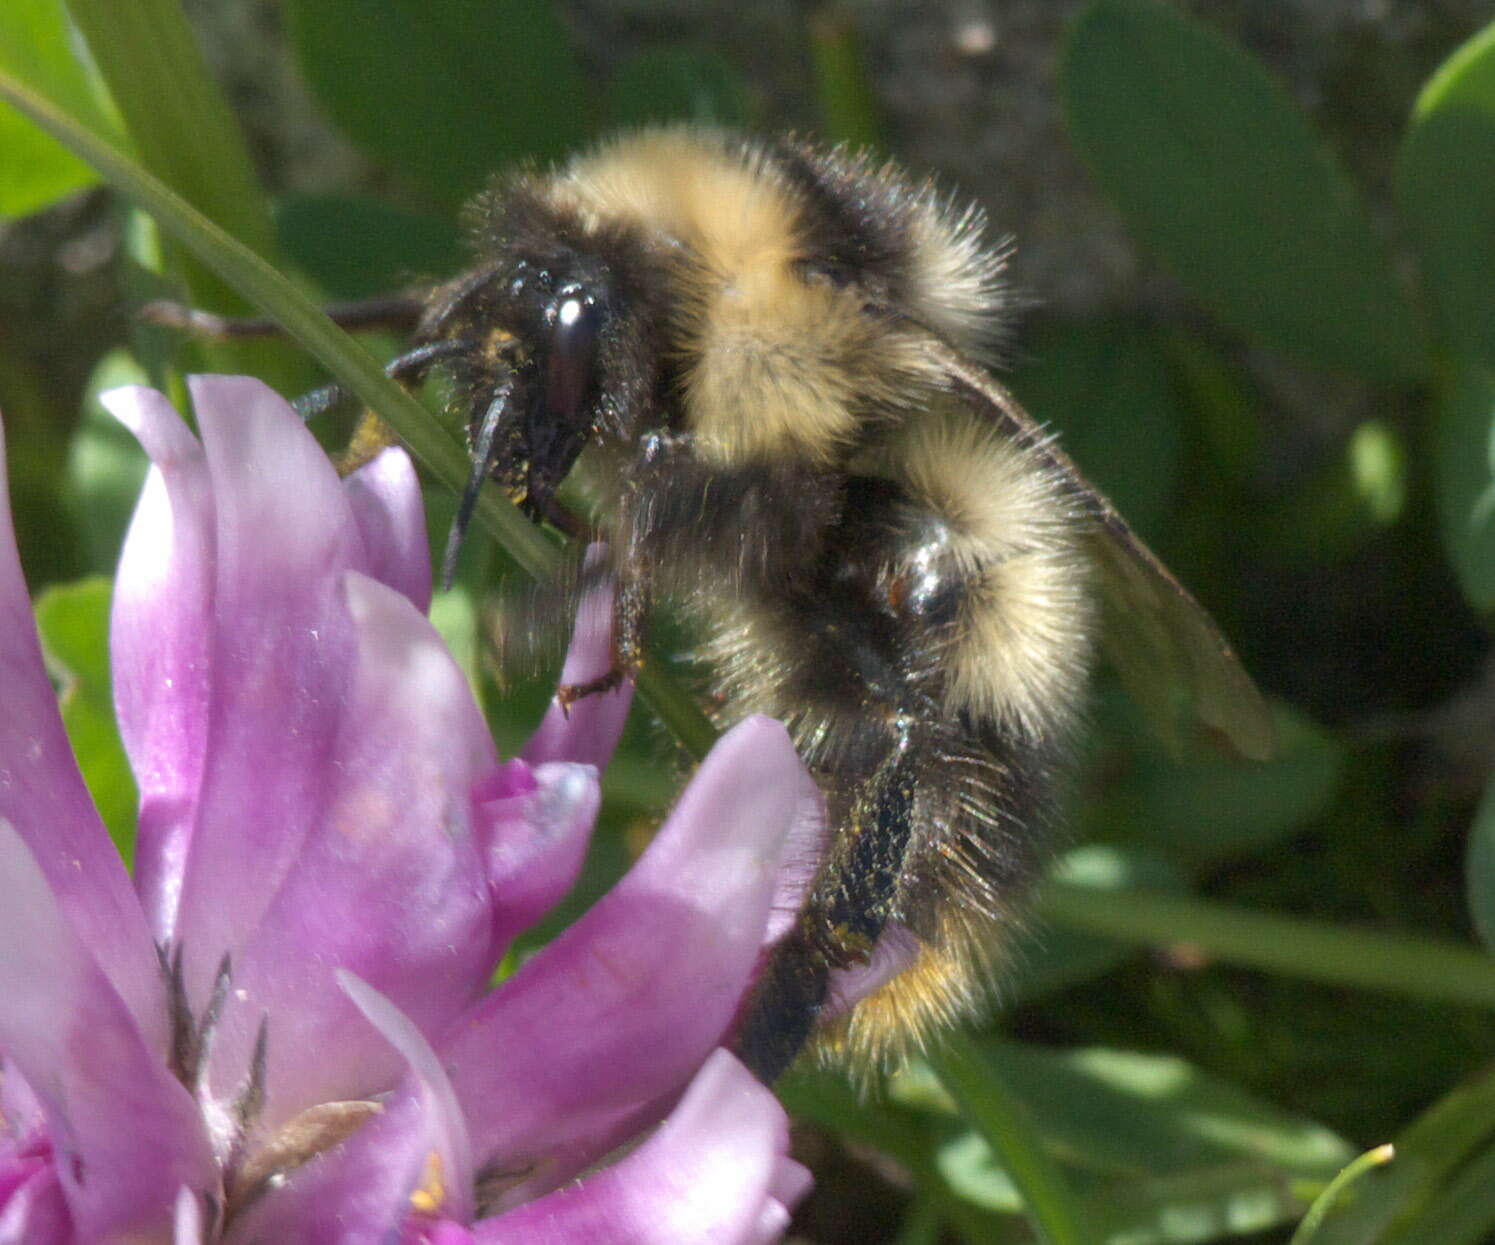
[551,129,902,466]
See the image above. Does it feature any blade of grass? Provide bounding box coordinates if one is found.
[928,1033,1093,1245]
[0,67,719,760]
[64,0,273,257]
[1042,882,1495,1009]
[1385,1143,1495,1245]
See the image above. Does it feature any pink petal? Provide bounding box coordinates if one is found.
[0,413,164,1047]
[0,1161,71,1244]
[824,923,920,1018]
[440,717,819,1175]
[1,1058,45,1147]
[103,385,216,941]
[760,771,827,950]
[167,376,371,995]
[416,1222,478,1245]
[0,820,216,1241]
[522,548,633,771]
[481,761,601,950]
[174,1186,205,1245]
[341,974,473,1223]
[474,1050,808,1245]
[199,574,502,1129]
[343,447,432,614]
[222,977,473,1245]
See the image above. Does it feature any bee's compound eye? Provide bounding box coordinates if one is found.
[545,294,601,417]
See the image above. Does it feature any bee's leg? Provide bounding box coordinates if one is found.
[138,294,424,340]
[554,436,840,710]
[298,338,479,425]
[734,719,923,1083]
[622,433,842,592]
[530,495,594,542]
[556,569,648,709]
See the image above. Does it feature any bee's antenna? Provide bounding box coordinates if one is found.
[441,376,517,591]
[418,261,504,337]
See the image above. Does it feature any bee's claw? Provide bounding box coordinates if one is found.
[556,668,628,713]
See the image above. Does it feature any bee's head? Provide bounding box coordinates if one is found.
[482,256,611,518]
[428,211,661,582]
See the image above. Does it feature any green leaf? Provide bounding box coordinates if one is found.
[285,0,592,208]
[275,194,463,300]
[781,1065,934,1168]
[1466,770,1495,954]
[55,0,299,380]
[1086,695,1344,865]
[998,1043,1351,1177]
[1413,20,1495,120]
[778,1066,1013,1243]
[1006,845,1186,1004]
[64,0,275,265]
[1007,319,1185,542]
[429,579,482,700]
[1384,1143,1495,1245]
[606,47,748,129]
[1161,331,1261,487]
[34,577,137,859]
[901,1040,1353,1245]
[1433,365,1495,610]
[0,0,102,215]
[1397,21,1495,369]
[1062,0,1427,381]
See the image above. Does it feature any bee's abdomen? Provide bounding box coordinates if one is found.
[722,424,1093,1071]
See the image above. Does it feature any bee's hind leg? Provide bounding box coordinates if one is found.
[733,718,924,1084]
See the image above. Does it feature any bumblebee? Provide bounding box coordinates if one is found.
[287,128,1274,1082]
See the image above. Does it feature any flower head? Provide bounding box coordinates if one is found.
[0,377,816,1243]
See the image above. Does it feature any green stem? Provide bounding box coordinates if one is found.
[1042,883,1495,1009]
[806,4,882,148]
[929,1033,1093,1245]
[1290,1144,1395,1244]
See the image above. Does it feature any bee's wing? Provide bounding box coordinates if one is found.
[924,338,1275,762]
